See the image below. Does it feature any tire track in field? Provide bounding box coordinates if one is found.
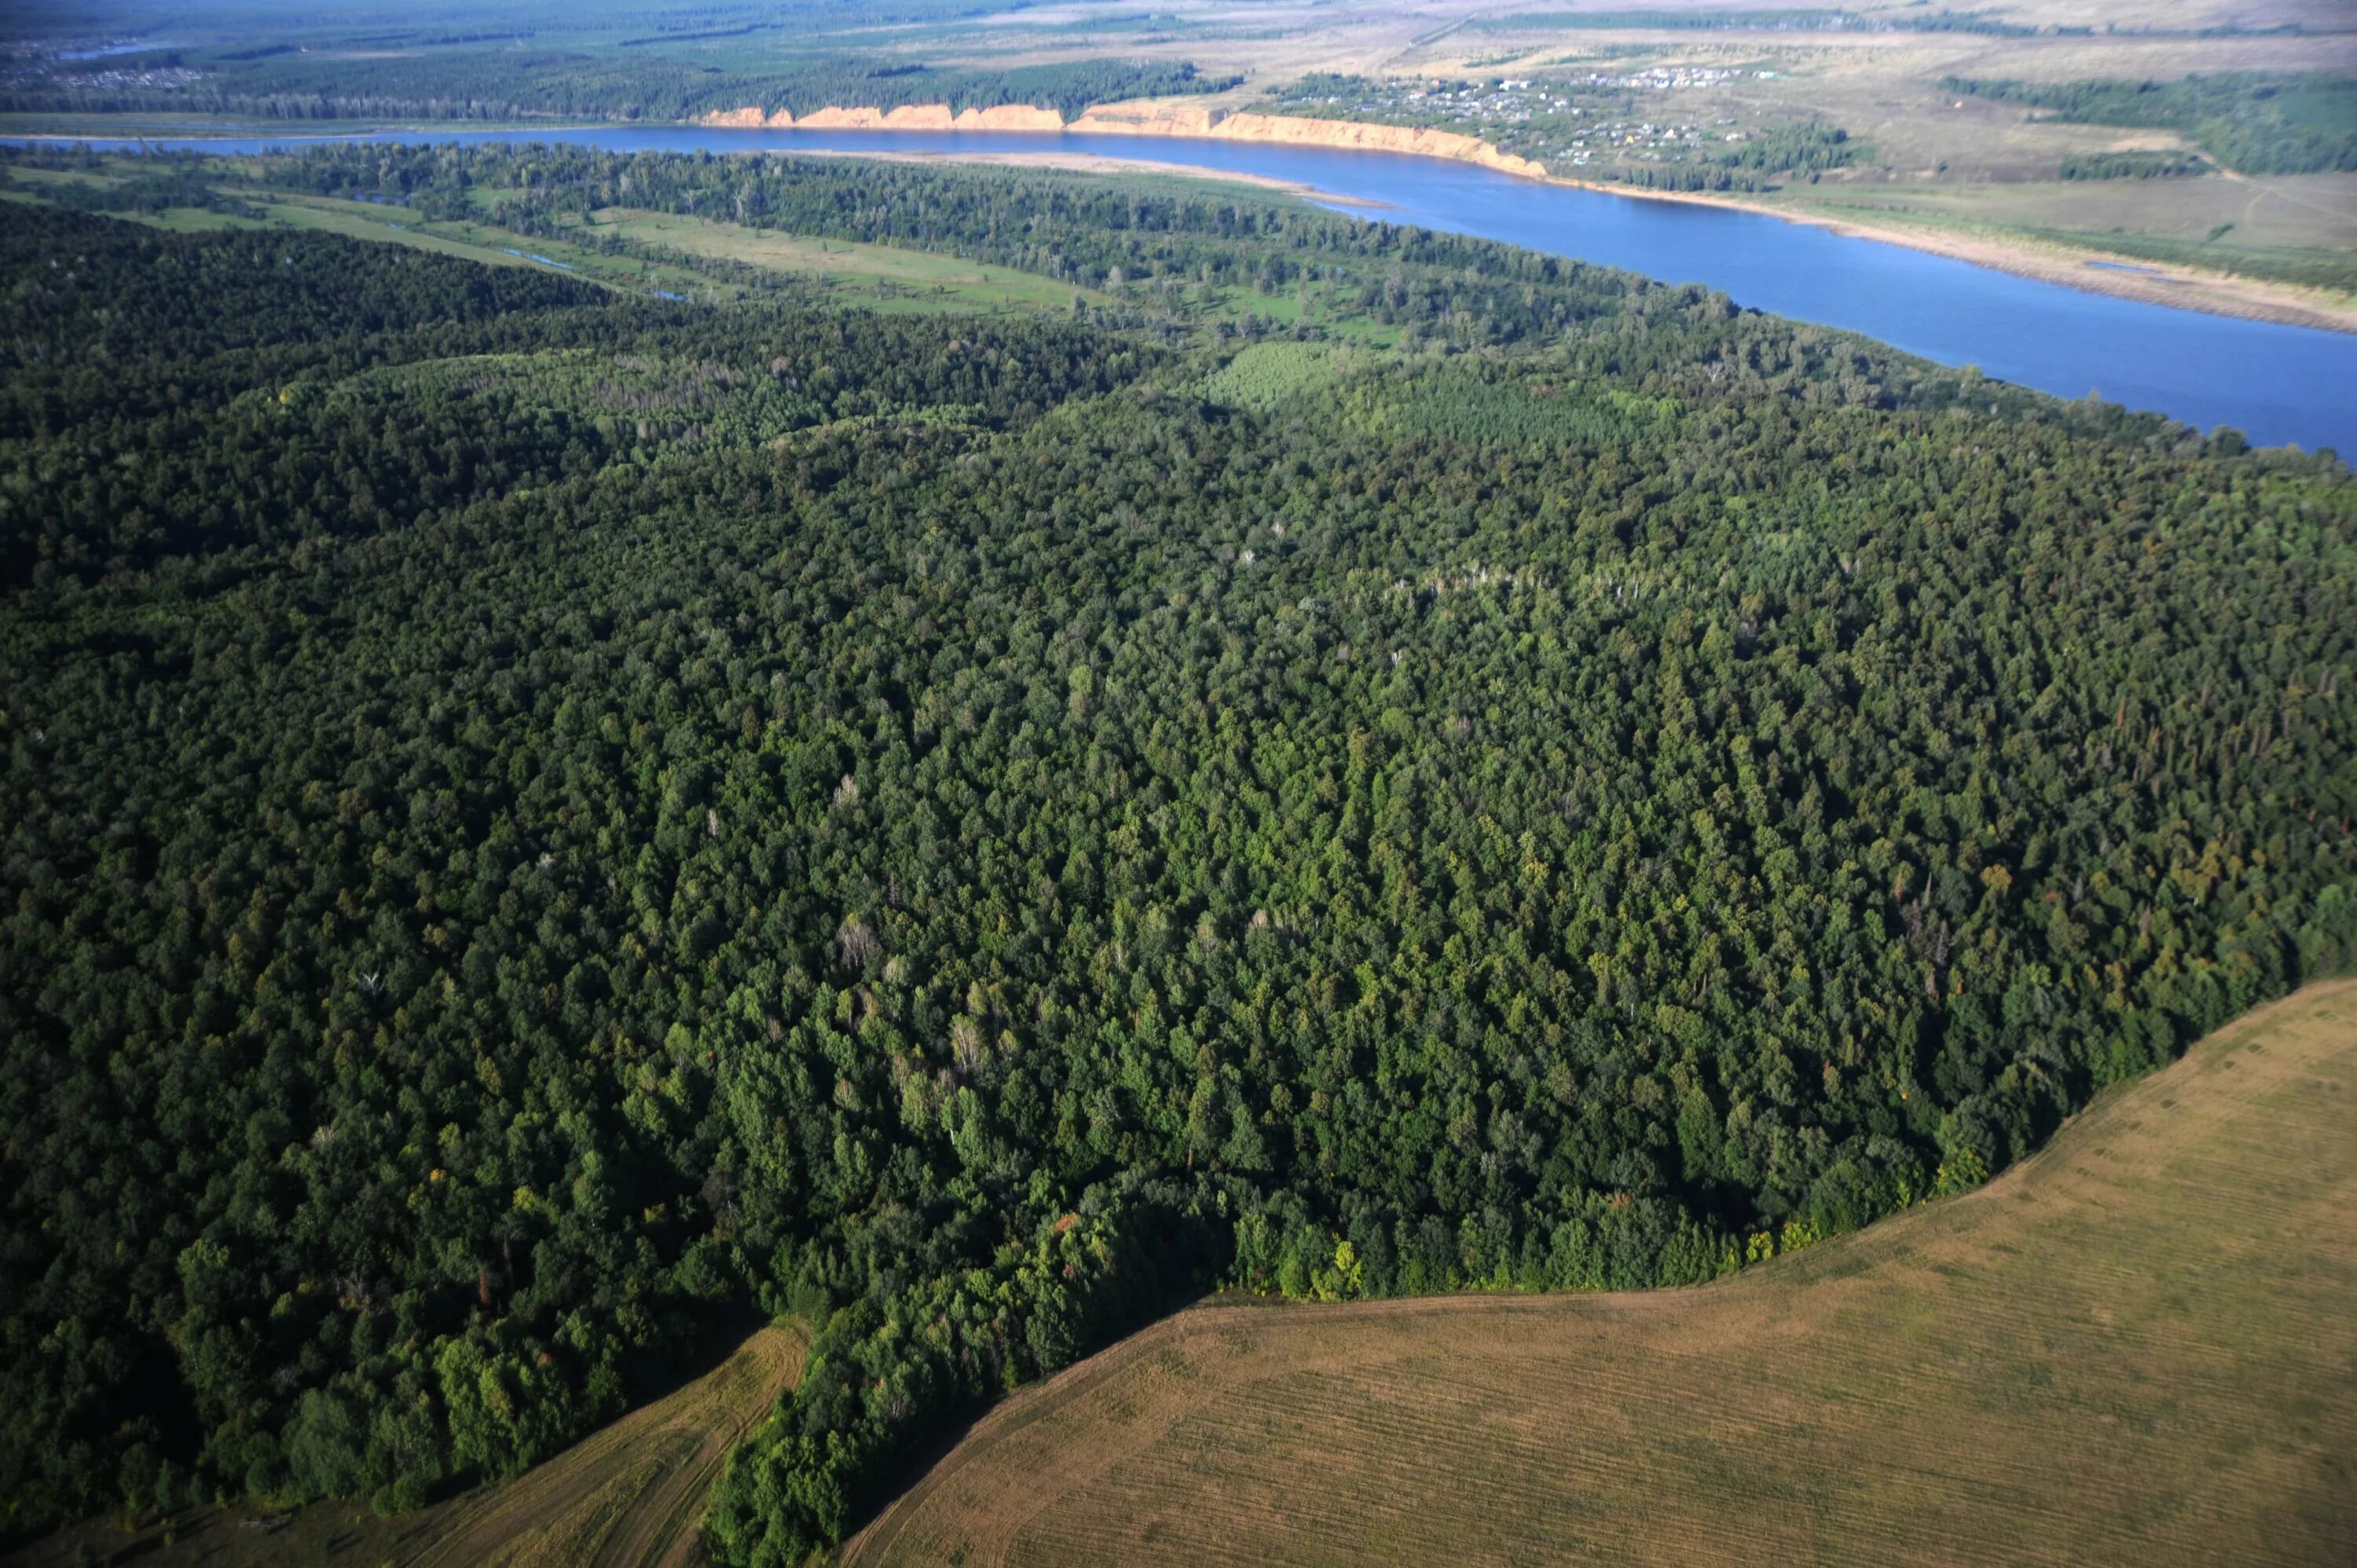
[405,1321,806,1568]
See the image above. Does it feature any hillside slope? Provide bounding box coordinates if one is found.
[851,981,2357,1567]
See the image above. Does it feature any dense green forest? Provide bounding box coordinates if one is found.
[1944,73,2357,175]
[2,147,2354,1566]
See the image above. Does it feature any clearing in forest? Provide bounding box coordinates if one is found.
[847,981,2357,1568]
[588,207,1110,313]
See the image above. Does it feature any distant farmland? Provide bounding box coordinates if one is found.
[849,982,2357,1568]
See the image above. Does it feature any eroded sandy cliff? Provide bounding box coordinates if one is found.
[1074,107,1546,177]
[695,103,1546,178]
[702,103,1068,131]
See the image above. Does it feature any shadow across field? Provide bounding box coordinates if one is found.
[848,981,2357,1568]
[8,1321,807,1568]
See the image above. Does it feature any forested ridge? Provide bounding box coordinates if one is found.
[2,152,2353,1563]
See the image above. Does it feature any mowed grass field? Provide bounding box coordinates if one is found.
[4,1322,807,1568]
[849,981,2357,1568]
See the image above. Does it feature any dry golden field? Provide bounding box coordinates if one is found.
[848,981,2357,1568]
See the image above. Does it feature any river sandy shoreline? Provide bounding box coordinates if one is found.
[1545,176,2357,336]
[16,108,2351,334]
[831,145,2356,334]
[693,101,2357,336]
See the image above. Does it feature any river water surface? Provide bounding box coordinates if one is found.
[65,123,2357,453]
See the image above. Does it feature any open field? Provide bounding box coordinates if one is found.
[849,980,2357,1568]
[1761,172,2357,256]
[585,206,1115,313]
[0,184,251,233]
[584,196,1402,340]
[399,1321,808,1568]
[1345,13,2357,320]
[1744,170,2357,316]
[2,1323,808,1568]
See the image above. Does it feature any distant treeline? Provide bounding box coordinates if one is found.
[1607,123,1860,191]
[2057,150,2212,180]
[1469,9,2044,35]
[742,57,1237,119]
[0,52,1235,123]
[1947,73,2357,175]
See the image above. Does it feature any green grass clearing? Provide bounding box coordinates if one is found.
[586,207,1112,313]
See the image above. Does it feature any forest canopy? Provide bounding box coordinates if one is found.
[1,147,2353,1564]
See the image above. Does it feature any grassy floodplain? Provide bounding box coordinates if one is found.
[0,159,1200,315]
[850,981,2357,1568]
[0,154,1395,332]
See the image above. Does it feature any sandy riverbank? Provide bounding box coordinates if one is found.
[1550,176,2357,336]
[32,100,2345,332]
[700,101,2357,335]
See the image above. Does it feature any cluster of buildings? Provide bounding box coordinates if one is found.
[2,49,203,93]
[1286,73,1771,168]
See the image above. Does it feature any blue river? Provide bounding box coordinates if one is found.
[53,123,2357,453]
